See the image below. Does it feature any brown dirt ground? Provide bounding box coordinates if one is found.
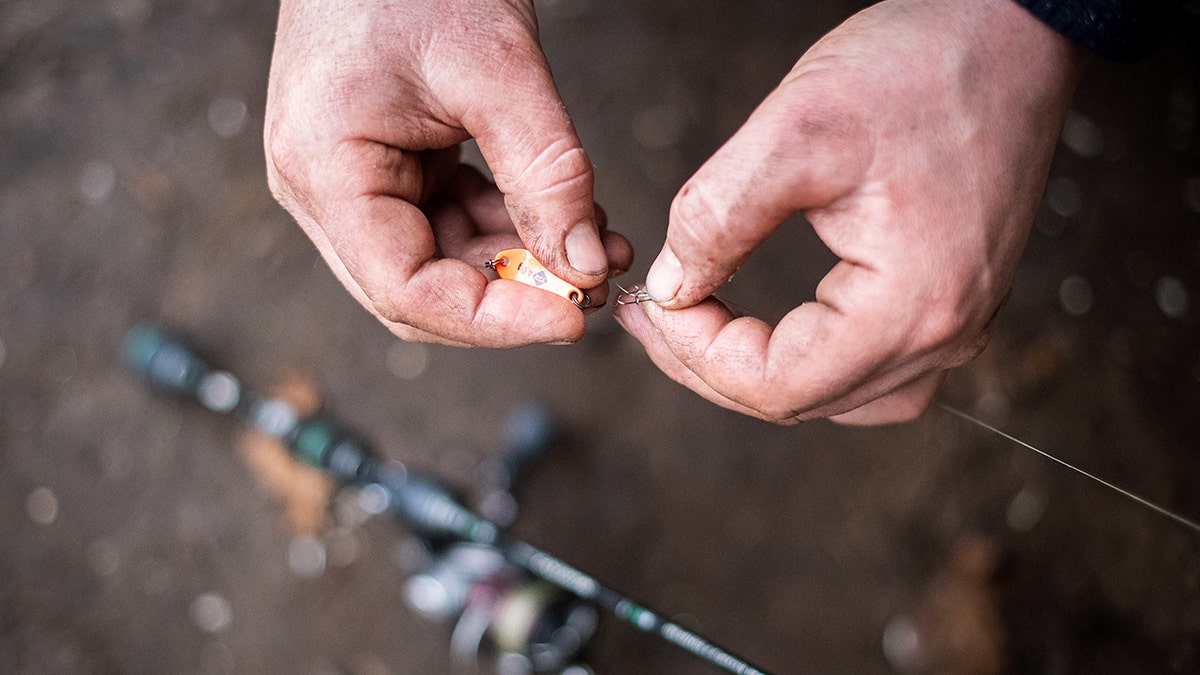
[2,1,1199,673]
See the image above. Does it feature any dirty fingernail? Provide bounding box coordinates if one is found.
[645,245,682,302]
[565,222,608,276]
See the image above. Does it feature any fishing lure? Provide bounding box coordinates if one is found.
[485,248,593,310]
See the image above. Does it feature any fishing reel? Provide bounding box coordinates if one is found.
[405,541,597,673]
[393,402,600,674]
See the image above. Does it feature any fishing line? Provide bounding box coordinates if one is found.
[940,403,1200,534]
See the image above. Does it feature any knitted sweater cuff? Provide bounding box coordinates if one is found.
[1011,0,1178,61]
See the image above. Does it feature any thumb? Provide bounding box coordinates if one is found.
[646,81,870,307]
[465,54,608,288]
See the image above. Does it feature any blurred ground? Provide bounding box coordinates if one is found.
[2,0,1199,673]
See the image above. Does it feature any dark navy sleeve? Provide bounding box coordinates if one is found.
[1011,0,1182,61]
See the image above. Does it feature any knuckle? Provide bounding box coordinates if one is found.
[371,293,438,333]
[504,141,593,197]
[668,183,742,283]
[387,323,437,345]
[370,292,409,326]
[906,293,982,355]
[909,296,997,369]
[919,309,970,350]
[669,180,729,250]
[492,36,544,77]
[758,404,800,424]
[264,118,307,203]
[950,329,991,367]
[536,143,593,193]
[478,12,543,70]
[368,282,431,329]
[747,389,804,424]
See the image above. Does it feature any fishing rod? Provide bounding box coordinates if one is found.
[122,325,770,675]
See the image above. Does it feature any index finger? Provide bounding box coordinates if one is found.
[616,260,951,421]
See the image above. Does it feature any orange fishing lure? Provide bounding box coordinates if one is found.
[485,248,593,309]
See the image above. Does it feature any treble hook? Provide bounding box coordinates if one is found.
[615,283,653,306]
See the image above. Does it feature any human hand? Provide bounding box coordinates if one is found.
[616,0,1085,424]
[265,0,632,347]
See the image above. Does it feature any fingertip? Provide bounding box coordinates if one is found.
[602,229,634,278]
[565,220,609,276]
[645,245,682,304]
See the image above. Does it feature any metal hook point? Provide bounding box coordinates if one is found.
[615,283,653,306]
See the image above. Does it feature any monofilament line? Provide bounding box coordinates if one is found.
[940,404,1200,534]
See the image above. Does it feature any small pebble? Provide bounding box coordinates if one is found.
[385,342,429,380]
[26,486,59,525]
[882,613,923,671]
[190,592,233,633]
[974,389,1011,425]
[1007,489,1046,532]
[207,97,248,139]
[1061,111,1104,158]
[79,160,116,203]
[1155,276,1189,319]
[287,535,327,578]
[1045,176,1083,219]
[1058,275,1094,317]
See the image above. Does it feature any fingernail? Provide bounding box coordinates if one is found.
[565,222,608,276]
[645,245,682,302]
